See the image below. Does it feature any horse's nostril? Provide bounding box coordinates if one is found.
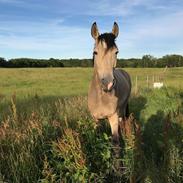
[113,78,116,84]
[101,78,105,84]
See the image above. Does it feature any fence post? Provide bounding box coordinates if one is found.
[135,75,138,95]
[153,75,155,83]
[147,75,149,88]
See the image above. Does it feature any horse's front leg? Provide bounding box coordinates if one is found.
[108,112,119,145]
[108,112,122,171]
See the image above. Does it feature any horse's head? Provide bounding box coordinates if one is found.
[91,22,119,92]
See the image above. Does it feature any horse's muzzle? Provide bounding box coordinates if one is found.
[102,78,116,92]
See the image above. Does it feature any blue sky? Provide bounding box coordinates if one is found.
[0,0,183,59]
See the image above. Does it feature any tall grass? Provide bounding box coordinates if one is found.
[0,87,182,182]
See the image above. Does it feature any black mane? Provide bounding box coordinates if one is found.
[98,33,116,50]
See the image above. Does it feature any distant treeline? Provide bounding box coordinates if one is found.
[1,54,183,68]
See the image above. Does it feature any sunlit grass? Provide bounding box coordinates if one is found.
[0,67,183,100]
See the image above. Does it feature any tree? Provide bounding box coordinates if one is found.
[0,57,6,67]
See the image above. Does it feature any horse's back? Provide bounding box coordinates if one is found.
[114,68,131,91]
[114,68,131,117]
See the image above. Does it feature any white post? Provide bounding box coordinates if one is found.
[135,75,138,95]
[147,75,149,88]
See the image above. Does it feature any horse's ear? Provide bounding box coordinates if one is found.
[91,22,99,40]
[112,22,119,38]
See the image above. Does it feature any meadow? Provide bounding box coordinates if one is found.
[0,67,183,98]
[0,67,183,183]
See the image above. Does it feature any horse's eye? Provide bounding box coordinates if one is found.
[115,51,119,55]
[93,51,98,55]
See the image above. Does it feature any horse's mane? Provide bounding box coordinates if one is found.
[98,33,116,50]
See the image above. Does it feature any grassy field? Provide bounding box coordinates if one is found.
[0,67,183,183]
[0,67,183,98]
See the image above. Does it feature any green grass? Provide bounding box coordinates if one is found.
[0,67,183,99]
[0,67,183,182]
[0,68,91,97]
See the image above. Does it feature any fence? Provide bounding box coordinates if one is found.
[133,75,165,95]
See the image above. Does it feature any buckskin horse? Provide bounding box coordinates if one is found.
[88,22,131,145]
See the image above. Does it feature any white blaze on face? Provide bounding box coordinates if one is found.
[107,81,113,90]
[102,41,107,49]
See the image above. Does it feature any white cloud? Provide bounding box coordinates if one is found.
[0,0,183,58]
[118,10,183,57]
[76,0,174,16]
[0,0,47,10]
[0,18,93,58]
[121,11,183,41]
[85,0,137,16]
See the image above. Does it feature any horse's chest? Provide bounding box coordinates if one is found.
[88,91,118,119]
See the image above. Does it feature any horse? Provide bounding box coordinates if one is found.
[88,22,131,145]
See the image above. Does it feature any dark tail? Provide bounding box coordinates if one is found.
[126,103,129,118]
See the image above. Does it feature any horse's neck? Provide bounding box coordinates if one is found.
[92,68,102,91]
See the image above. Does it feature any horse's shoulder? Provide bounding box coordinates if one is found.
[114,68,128,74]
[114,68,130,79]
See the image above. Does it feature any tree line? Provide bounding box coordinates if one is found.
[0,54,183,68]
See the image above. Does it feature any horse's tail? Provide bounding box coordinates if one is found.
[126,103,129,118]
